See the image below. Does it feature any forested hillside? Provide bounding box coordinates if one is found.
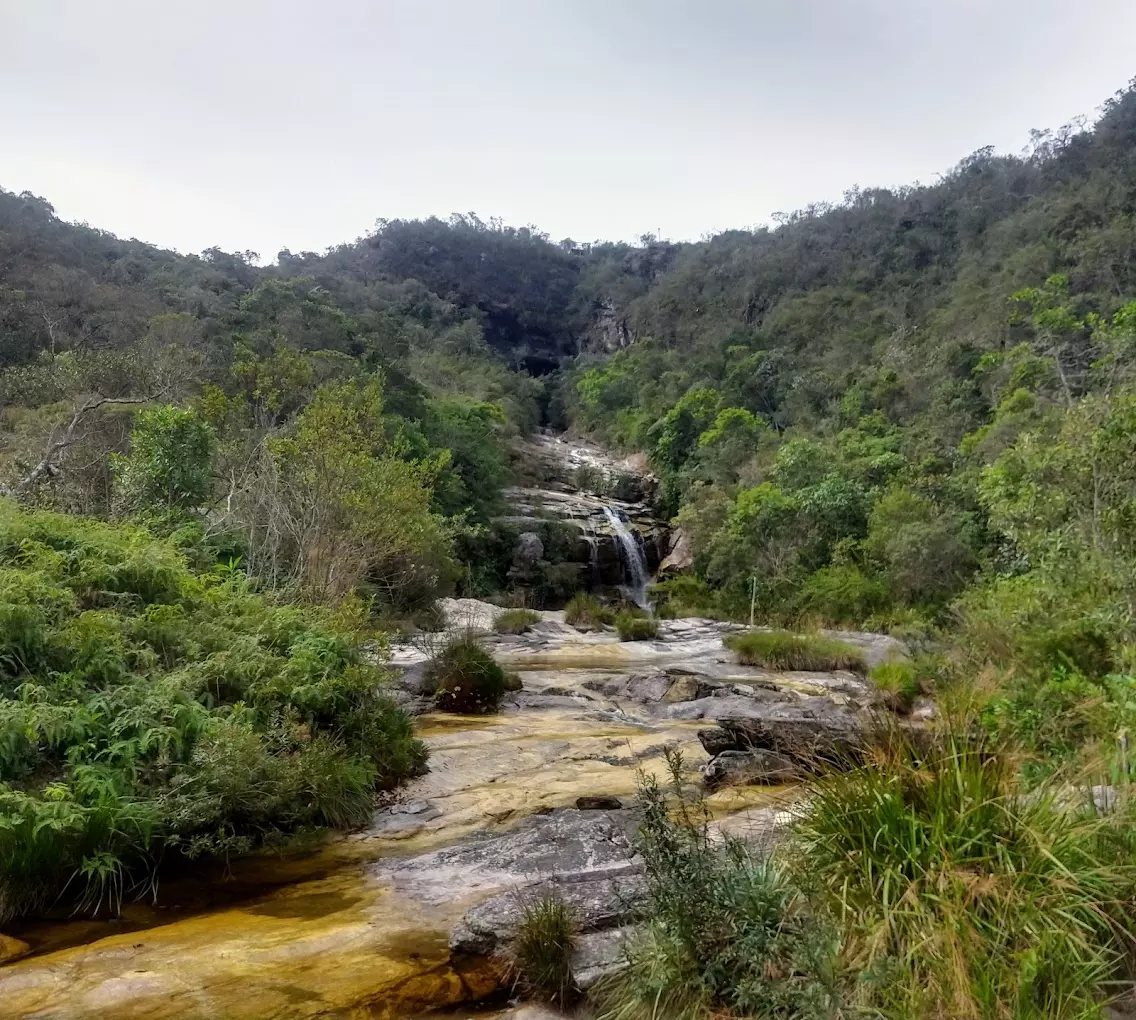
[5,78,1136,946]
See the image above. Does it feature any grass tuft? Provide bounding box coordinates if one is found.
[509,891,579,1006]
[426,634,507,714]
[493,608,542,634]
[615,611,660,642]
[793,725,1136,1018]
[563,592,614,630]
[725,629,867,673]
[870,660,921,712]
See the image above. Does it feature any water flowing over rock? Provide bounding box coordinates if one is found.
[0,595,903,1020]
[498,430,667,598]
[603,505,651,608]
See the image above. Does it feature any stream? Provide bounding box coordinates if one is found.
[0,436,898,1020]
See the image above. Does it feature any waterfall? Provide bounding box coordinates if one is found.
[580,519,601,588]
[603,506,651,609]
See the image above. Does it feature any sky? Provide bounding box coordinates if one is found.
[3,0,1136,261]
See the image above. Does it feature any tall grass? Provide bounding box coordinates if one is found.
[494,608,541,634]
[595,751,840,1020]
[615,610,659,641]
[793,725,1136,1019]
[870,660,921,712]
[564,592,614,630]
[726,629,867,673]
[509,892,578,1006]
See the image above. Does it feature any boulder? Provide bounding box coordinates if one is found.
[512,532,545,576]
[624,670,671,704]
[576,795,623,811]
[702,749,800,788]
[571,926,635,990]
[657,527,693,575]
[697,697,865,767]
[377,809,639,909]
[450,868,647,958]
[0,934,30,965]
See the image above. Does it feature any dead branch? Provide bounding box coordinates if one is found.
[2,393,153,497]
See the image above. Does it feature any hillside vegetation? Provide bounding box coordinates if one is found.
[4,82,1136,994]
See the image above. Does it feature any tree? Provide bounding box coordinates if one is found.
[113,405,214,517]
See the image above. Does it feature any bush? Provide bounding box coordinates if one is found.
[648,576,725,620]
[426,634,508,713]
[493,608,541,634]
[794,726,1135,1018]
[563,592,614,630]
[0,502,426,922]
[869,661,920,713]
[797,564,888,626]
[725,630,867,673]
[510,892,578,1006]
[983,667,1133,774]
[595,751,839,1020]
[615,611,660,641]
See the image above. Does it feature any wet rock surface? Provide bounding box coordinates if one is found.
[1,594,902,1020]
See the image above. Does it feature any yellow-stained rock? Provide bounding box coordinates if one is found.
[0,932,31,964]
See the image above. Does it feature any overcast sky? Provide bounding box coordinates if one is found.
[3,0,1135,260]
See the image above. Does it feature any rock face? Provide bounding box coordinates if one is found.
[511,531,545,579]
[657,527,693,575]
[697,696,866,772]
[497,430,668,597]
[0,933,30,964]
[702,749,800,787]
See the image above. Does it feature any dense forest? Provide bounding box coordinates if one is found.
[6,76,1136,1017]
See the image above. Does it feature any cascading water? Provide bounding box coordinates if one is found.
[603,505,652,609]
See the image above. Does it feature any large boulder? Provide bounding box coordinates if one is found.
[657,527,693,575]
[697,696,865,766]
[511,531,545,578]
[450,866,647,958]
[702,749,800,788]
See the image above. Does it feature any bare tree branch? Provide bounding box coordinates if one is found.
[2,394,154,498]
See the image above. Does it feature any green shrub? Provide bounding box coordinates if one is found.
[510,892,578,1006]
[563,592,614,630]
[596,751,839,1020]
[725,630,867,673]
[983,668,1135,775]
[615,611,660,641]
[794,726,1135,1018]
[648,576,723,620]
[427,634,507,713]
[797,565,888,626]
[870,660,920,713]
[493,608,541,634]
[0,502,426,922]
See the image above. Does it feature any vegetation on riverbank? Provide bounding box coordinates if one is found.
[4,77,1136,1015]
[0,504,424,922]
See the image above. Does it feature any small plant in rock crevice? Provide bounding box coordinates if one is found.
[494,608,542,634]
[509,890,579,1006]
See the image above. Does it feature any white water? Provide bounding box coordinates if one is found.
[603,505,652,609]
